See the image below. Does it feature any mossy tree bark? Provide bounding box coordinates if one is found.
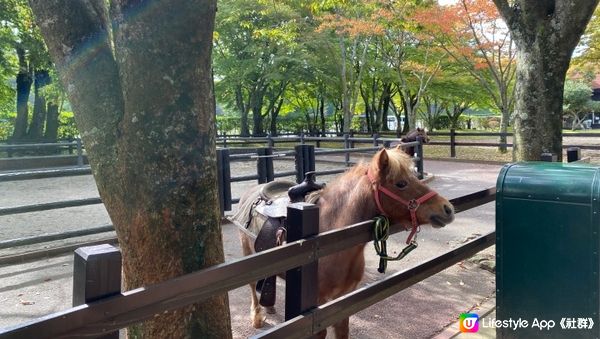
[493,0,599,161]
[28,1,232,338]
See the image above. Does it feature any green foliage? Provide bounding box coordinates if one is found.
[563,80,594,113]
[57,111,79,139]
[0,110,15,140]
[215,113,241,134]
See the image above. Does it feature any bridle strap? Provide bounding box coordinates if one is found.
[367,169,438,244]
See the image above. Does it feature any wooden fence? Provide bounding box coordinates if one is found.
[0,186,496,339]
[0,140,424,265]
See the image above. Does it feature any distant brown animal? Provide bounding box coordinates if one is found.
[400,127,430,156]
[235,146,454,338]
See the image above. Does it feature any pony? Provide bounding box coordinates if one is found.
[400,127,430,157]
[235,146,454,338]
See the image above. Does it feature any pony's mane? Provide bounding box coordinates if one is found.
[344,148,415,182]
[382,148,415,181]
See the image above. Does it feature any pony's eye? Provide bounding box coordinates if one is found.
[395,180,408,189]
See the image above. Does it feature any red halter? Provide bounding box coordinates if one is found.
[367,169,438,244]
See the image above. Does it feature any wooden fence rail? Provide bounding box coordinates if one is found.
[0,187,495,338]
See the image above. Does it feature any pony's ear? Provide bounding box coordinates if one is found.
[372,149,390,180]
[416,127,423,132]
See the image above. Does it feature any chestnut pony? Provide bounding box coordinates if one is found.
[238,146,454,338]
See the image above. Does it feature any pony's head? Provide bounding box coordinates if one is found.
[404,127,430,144]
[367,147,454,235]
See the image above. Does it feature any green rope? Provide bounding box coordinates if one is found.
[373,216,418,273]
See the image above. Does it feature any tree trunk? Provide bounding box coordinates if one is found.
[340,38,352,133]
[29,1,232,338]
[494,0,599,161]
[28,69,51,140]
[12,46,32,140]
[252,103,265,136]
[235,86,250,136]
[319,96,326,136]
[511,47,567,160]
[498,107,510,153]
[44,101,60,141]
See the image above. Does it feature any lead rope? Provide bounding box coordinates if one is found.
[373,216,418,273]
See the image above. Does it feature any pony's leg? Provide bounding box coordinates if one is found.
[248,281,266,328]
[240,231,266,328]
[333,317,350,339]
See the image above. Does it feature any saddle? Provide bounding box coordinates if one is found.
[230,172,324,308]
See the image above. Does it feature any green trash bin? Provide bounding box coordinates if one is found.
[496,162,600,339]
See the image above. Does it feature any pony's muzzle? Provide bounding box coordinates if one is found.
[429,203,455,228]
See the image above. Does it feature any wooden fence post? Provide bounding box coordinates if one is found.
[344,133,350,167]
[267,133,274,148]
[416,136,424,180]
[373,133,379,147]
[217,148,232,213]
[300,132,305,145]
[450,129,456,158]
[73,244,121,339]
[294,144,315,183]
[222,131,228,148]
[257,147,274,184]
[285,203,319,321]
[76,138,83,166]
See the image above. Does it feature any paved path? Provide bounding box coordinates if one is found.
[0,159,503,338]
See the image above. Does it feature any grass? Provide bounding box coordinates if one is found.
[424,145,513,163]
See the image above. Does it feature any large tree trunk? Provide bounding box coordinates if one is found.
[494,0,599,161]
[511,48,567,160]
[28,69,51,140]
[12,46,32,141]
[29,1,232,338]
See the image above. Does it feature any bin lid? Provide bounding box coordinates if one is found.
[497,162,600,204]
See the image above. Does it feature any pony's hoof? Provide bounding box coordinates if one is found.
[251,308,266,328]
[265,306,276,314]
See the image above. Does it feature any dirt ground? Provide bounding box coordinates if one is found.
[0,156,502,338]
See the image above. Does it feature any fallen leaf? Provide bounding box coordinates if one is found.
[20,300,35,306]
